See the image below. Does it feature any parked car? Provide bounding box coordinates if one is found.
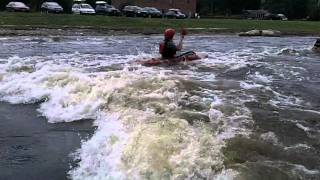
[6,2,30,12]
[72,3,95,15]
[136,7,148,17]
[95,1,120,16]
[165,9,186,19]
[41,2,63,13]
[122,5,141,17]
[137,7,162,18]
[277,14,288,20]
[264,13,288,20]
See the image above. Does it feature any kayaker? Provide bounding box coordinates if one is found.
[159,28,194,59]
[312,38,320,53]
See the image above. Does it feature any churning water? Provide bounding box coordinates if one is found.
[0,35,319,180]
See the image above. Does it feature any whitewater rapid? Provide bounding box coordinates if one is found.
[0,35,319,180]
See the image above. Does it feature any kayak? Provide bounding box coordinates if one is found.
[137,52,208,66]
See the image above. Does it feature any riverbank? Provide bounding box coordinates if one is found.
[0,12,320,36]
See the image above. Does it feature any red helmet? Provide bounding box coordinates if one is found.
[164,29,175,40]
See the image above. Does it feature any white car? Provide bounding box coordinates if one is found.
[72,4,95,15]
[6,2,30,12]
[278,14,288,21]
[165,9,186,19]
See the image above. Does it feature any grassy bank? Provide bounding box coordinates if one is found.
[0,12,320,35]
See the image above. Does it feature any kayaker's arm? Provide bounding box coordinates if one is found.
[176,29,187,51]
[176,36,184,51]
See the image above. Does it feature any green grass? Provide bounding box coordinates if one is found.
[0,12,320,34]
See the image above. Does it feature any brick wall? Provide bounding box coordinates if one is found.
[112,0,197,14]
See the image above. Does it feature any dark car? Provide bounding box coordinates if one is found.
[41,2,63,13]
[165,9,186,19]
[264,13,281,20]
[95,1,120,16]
[264,13,288,20]
[136,7,148,17]
[122,5,141,17]
[6,2,30,12]
[137,7,162,18]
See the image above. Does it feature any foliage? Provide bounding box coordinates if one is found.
[263,0,308,19]
[196,0,319,20]
[307,0,320,20]
[197,0,260,15]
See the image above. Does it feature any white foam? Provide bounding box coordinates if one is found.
[260,131,279,145]
[69,113,128,180]
[296,123,310,132]
[204,51,253,70]
[210,96,223,107]
[284,144,312,150]
[249,72,272,84]
[292,164,320,175]
[213,169,239,180]
[268,87,304,108]
[294,109,320,115]
[240,81,263,89]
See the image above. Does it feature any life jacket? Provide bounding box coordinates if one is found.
[159,40,177,58]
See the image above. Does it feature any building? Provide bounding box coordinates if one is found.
[111,0,197,14]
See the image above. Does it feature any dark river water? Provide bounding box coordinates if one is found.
[0,35,319,180]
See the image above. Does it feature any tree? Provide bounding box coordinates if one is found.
[57,0,74,13]
[307,0,320,20]
[0,0,11,10]
[225,0,261,14]
[197,0,260,16]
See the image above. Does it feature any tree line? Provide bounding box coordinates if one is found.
[0,0,319,20]
[197,0,320,20]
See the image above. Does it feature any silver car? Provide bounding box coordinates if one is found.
[165,9,186,19]
[6,2,30,12]
[72,4,96,15]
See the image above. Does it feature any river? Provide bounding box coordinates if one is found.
[0,35,319,180]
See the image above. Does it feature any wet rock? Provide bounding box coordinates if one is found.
[238,29,281,37]
[239,29,262,36]
[262,30,281,37]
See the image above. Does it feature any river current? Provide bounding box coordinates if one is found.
[0,35,319,180]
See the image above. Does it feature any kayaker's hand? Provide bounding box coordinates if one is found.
[181,29,188,36]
